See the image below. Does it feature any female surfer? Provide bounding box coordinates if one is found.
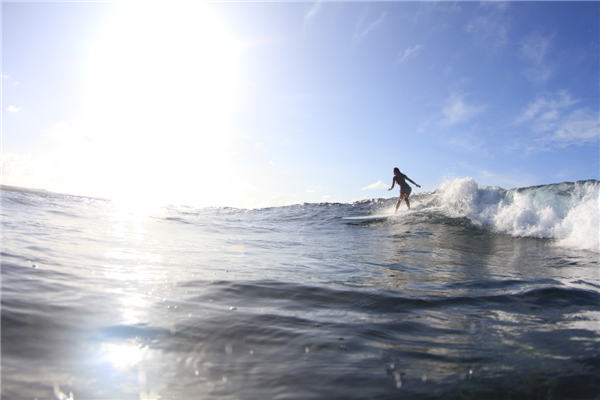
[389,167,420,212]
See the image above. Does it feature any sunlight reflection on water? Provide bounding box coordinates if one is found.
[98,341,147,371]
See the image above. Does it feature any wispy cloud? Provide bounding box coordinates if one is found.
[520,33,551,65]
[441,94,486,126]
[354,11,386,43]
[465,3,510,48]
[516,90,576,124]
[397,44,423,64]
[7,105,22,113]
[552,109,599,142]
[519,32,554,83]
[362,180,387,191]
[516,90,599,149]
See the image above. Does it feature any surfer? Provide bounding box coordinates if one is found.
[389,167,420,212]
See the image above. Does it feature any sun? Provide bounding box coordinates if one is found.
[82,0,241,208]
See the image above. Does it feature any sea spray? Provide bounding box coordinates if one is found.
[432,178,599,251]
[554,181,600,250]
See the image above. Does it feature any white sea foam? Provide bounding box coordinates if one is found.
[434,177,599,252]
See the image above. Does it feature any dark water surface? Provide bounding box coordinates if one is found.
[2,182,599,399]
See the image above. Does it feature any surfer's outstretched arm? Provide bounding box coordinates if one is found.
[388,178,396,191]
[406,176,421,188]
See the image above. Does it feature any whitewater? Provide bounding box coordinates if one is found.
[424,177,599,252]
[1,178,599,399]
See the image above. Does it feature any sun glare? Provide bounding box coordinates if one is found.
[83,1,241,207]
[99,341,147,371]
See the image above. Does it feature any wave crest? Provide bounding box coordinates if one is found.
[434,178,599,252]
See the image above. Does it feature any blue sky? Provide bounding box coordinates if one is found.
[2,1,599,208]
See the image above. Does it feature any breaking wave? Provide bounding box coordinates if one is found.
[428,178,599,252]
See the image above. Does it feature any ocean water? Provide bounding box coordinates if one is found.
[1,178,599,400]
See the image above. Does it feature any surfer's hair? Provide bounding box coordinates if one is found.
[393,167,400,174]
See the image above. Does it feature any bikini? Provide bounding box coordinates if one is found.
[398,175,411,194]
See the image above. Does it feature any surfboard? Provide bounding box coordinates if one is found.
[342,214,391,223]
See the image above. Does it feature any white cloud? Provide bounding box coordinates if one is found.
[397,44,423,64]
[354,11,386,43]
[516,90,599,148]
[551,109,599,143]
[465,6,509,48]
[362,180,387,191]
[520,33,550,64]
[516,90,577,124]
[6,105,22,113]
[519,32,554,82]
[441,94,486,126]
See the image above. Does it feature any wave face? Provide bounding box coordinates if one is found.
[1,180,599,399]
[425,178,600,252]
